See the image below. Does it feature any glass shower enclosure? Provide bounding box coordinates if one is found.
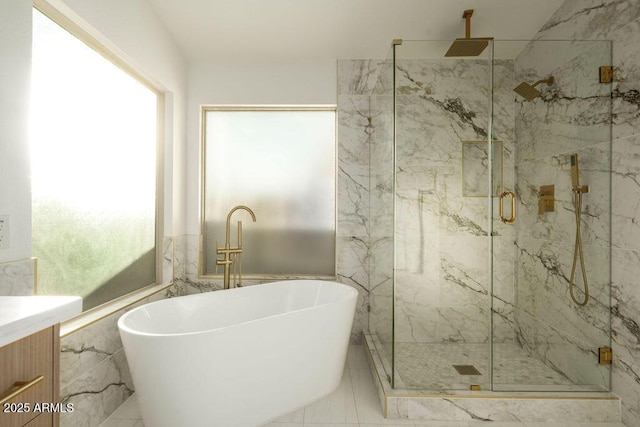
[368,39,612,392]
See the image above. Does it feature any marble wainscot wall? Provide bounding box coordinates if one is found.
[58,236,179,427]
[528,1,640,424]
[0,257,36,295]
[512,39,612,390]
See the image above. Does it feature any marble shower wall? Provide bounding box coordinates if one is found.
[528,1,640,424]
[338,55,518,349]
[512,39,613,390]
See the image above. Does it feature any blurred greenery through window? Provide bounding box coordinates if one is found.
[30,8,159,310]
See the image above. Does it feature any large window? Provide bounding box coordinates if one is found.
[201,106,336,277]
[30,8,160,310]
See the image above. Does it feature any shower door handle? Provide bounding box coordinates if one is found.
[499,191,516,223]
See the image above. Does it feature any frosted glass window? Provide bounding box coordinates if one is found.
[202,107,336,276]
[30,8,158,310]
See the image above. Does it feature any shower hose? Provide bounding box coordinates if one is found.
[569,189,589,306]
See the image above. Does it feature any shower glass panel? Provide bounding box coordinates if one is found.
[369,46,395,381]
[491,40,612,391]
[391,40,492,390]
[368,38,612,392]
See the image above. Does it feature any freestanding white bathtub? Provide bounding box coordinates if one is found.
[118,280,357,427]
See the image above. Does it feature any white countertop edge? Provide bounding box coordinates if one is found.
[0,296,83,347]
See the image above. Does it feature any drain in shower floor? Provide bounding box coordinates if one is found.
[453,365,482,375]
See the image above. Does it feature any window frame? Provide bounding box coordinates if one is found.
[199,105,338,281]
[32,2,165,309]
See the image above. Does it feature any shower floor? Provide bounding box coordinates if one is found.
[379,340,575,390]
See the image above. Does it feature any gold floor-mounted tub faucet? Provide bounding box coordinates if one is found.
[216,205,256,289]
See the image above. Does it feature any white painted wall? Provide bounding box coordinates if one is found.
[185,59,337,233]
[0,0,33,263]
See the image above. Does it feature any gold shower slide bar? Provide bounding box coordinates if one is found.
[499,190,516,223]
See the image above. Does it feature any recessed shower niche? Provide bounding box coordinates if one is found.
[360,37,617,422]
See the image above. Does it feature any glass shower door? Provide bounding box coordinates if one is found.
[490,40,613,391]
[391,40,493,390]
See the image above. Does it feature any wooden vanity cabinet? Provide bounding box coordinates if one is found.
[0,325,60,427]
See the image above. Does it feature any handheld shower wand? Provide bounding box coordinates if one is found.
[569,153,589,306]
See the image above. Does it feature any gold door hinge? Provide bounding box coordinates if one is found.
[599,346,613,365]
[599,66,615,83]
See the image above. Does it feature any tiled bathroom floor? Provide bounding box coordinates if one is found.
[99,346,625,427]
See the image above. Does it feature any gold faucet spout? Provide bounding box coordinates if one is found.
[218,205,257,289]
[225,205,256,247]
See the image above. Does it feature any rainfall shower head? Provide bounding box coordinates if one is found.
[445,9,493,57]
[513,76,555,101]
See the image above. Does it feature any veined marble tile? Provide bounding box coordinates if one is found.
[369,167,393,235]
[60,309,123,389]
[60,349,134,427]
[516,142,611,248]
[515,95,610,163]
[338,95,371,168]
[0,258,35,295]
[516,310,610,390]
[396,93,490,165]
[368,294,393,346]
[612,354,640,426]
[612,134,640,251]
[516,236,610,346]
[535,0,640,41]
[395,59,491,96]
[610,19,640,141]
[369,94,394,167]
[395,301,490,344]
[406,395,618,422]
[611,248,640,357]
[336,235,369,292]
[611,246,640,418]
[337,164,370,238]
[162,236,173,285]
[337,59,385,96]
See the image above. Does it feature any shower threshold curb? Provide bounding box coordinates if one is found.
[362,332,621,422]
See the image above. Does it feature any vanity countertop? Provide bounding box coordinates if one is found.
[0,296,82,347]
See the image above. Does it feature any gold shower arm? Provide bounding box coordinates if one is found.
[463,10,473,39]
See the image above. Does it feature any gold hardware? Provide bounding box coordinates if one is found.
[599,347,613,365]
[392,39,403,46]
[216,205,256,290]
[574,185,589,194]
[463,10,473,38]
[538,185,555,214]
[386,374,392,383]
[499,190,516,223]
[0,375,44,405]
[470,384,481,391]
[599,66,614,83]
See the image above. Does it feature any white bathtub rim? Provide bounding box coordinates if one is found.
[118,280,357,338]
